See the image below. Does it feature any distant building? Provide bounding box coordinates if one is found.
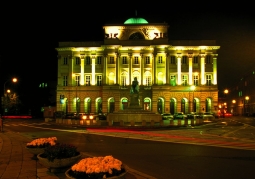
[55,17,220,115]
[227,69,255,116]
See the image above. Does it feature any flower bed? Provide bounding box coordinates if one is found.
[65,155,126,179]
[26,137,57,148]
[40,143,80,162]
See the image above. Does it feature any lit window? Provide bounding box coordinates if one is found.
[122,56,127,64]
[75,57,80,65]
[206,74,212,86]
[134,56,139,64]
[158,56,163,64]
[97,56,102,64]
[193,56,198,64]
[97,76,102,86]
[170,56,176,64]
[86,76,91,86]
[182,56,187,64]
[63,76,68,86]
[145,76,151,86]
[193,75,198,86]
[182,75,188,86]
[206,55,211,64]
[145,56,150,64]
[63,57,68,65]
[109,57,114,64]
[75,76,80,86]
[86,56,91,65]
[121,76,127,87]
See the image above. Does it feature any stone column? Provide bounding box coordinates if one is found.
[177,53,182,85]
[165,52,169,85]
[188,53,193,85]
[115,52,119,85]
[200,53,205,85]
[213,54,218,85]
[80,54,85,85]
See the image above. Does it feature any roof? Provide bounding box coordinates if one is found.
[124,17,149,24]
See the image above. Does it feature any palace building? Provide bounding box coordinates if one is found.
[55,17,220,115]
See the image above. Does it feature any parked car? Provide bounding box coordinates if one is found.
[64,112,77,119]
[173,112,187,119]
[218,112,233,118]
[200,112,214,119]
[161,113,174,120]
[98,113,107,120]
[186,112,201,119]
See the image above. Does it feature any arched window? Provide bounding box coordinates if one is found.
[129,32,144,40]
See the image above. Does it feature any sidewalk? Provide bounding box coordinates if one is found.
[0,130,155,179]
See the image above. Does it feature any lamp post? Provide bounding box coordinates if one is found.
[232,99,236,115]
[245,96,249,116]
[2,78,18,115]
[222,89,229,117]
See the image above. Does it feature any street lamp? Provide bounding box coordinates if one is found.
[232,100,236,115]
[245,96,249,116]
[2,78,18,115]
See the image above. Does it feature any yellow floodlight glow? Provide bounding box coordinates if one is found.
[190,85,195,91]
[12,78,17,83]
[224,89,229,94]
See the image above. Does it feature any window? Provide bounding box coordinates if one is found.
[182,75,188,86]
[182,56,187,64]
[206,74,212,86]
[86,76,91,86]
[145,56,150,64]
[134,56,139,64]
[97,75,102,86]
[75,57,80,65]
[193,56,198,64]
[145,76,151,86]
[63,76,68,86]
[86,56,91,65]
[75,76,80,86]
[97,56,102,64]
[110,56,114,64]
[158,56,163,64]
[121,76,127,86]
[170,75,176,86]
[122,56,127,64]
[206,55,211,64]
[170,56,176,64]
[63,57,68,65]
[193,75,198,86]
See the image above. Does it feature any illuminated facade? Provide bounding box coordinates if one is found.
[56,17,220,115]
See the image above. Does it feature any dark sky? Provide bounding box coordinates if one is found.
[1,2,255,97]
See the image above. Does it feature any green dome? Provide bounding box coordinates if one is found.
[124,17,148,24]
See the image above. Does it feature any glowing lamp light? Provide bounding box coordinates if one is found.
[12,78,18,83]
[190,85,195,91]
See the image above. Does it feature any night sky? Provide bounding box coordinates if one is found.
[1,2,255,109]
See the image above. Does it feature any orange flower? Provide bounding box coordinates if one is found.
[71,155,122,174]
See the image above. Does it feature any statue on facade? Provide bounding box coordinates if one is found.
[130,77,139,94]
